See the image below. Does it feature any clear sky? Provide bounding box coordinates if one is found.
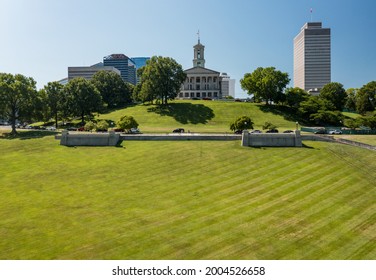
[1,0,375,97]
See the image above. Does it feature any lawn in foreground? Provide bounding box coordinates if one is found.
[0,136,375,259]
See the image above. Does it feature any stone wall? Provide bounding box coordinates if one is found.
[241,130,302,147]
[59,131,121,146]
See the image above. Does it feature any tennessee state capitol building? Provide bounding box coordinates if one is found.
[179,37,234,99]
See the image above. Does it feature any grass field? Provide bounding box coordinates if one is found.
[0,132,375,260]
[98,100,302,133]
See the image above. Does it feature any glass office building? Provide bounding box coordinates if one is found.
[103,54,137,85]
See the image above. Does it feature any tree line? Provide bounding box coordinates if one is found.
[240,67,376,128]
[0,56,186,135]
[1,61,375,135]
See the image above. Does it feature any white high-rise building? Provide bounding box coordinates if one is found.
[220,73,235,98]
[294,22,331,94]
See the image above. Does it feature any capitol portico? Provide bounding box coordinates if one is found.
[178,37,223,99]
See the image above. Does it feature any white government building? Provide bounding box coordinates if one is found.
[178,37,234,99]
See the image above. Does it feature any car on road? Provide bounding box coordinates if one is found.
[283,130,294,133]
[46,126,56,131]
[314,130,326,134]
[266,129,279,133]
[250,130,262,134]
[129,128,141,134]
[328,129,342,135]
[234,129,243,134]
[173,128,185,133]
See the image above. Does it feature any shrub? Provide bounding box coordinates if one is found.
[116,115,139,132]
[230,116,254,131]
[84,121,96,131]
[96,120,109,132]
[262,122,277,130]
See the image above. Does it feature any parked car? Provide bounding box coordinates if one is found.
[283,130,294,133]
[234,129,243,134]
[46,126,56,131]
[314,130,326,134]
[250,130,262,134]
[329,129,342,135]
[67,127,77,131]
[173,128,185,133]
[266,129,279,133]
[129,128,141,134]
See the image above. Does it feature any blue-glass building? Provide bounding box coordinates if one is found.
[131,57,150,83]
[103,54,137,85]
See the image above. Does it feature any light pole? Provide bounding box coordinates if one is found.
[296,121,299,131]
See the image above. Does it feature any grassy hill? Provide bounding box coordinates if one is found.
[98,100,302,133]
[0,131,375,259]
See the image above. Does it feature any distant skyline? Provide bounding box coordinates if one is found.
[1,0,375,97]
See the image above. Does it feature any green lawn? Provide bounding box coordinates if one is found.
[0,133,375,259]
[98,100,301,133]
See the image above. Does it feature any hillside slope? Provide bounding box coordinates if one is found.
[99,100,300,133]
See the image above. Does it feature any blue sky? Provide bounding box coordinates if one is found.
[1,0,375,97]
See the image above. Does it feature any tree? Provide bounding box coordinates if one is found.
[138,56,186,105]
[262,121,277,130]
[356,81,376,114]
[309,110,344,125]
[43,81,65,128]
[116,115,139,132]
[230,116,254,131]
[64,78,104,124]
[285,87,309,108]
[357,114,376,129]
[96,120,109,132]
[319,82,347,111]
[240,67,290,105]
[91,71,132,109]
[0,73,37,135]
[299,95,335,118]
[345,88,358,112]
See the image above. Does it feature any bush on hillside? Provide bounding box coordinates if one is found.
[117,115,139,132]
[96,120,109,132]
[230,116,254,131]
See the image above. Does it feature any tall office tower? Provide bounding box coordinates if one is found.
[103,54,137,85]
[294,22,331,94]
[131,57,150,83]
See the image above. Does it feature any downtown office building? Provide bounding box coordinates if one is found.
[103,54,137,85]
[294,22,331,94]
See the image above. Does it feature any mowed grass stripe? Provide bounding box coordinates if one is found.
[0,137,375,259]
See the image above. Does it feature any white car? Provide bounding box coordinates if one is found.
[46,126,56,131]
[329,130,342,135]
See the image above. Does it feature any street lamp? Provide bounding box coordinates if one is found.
[296,121,299,131]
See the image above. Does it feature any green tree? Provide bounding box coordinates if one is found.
[344,118,359,130]
[357,114,376,129]
[262,121,277,130]
[285,87,309,108]
[64,78,104,124]
[96,120,109,132]
[0,73,37,135]
[230,116,254,131]
[138,56,186,105]
[84,121,96,131]
[43,81,65,128]
[345,88,358,112]
[310,110,344,125]
[240,67,290,105]
[356,81,376,114]
[116,115,139,132]
[319,82,347,111]
[91,71,132,109]
[299,95,335,118]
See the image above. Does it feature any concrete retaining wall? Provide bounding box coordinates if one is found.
[242,130,302,147]
[120,133,241,141]
[59,131,121,146]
